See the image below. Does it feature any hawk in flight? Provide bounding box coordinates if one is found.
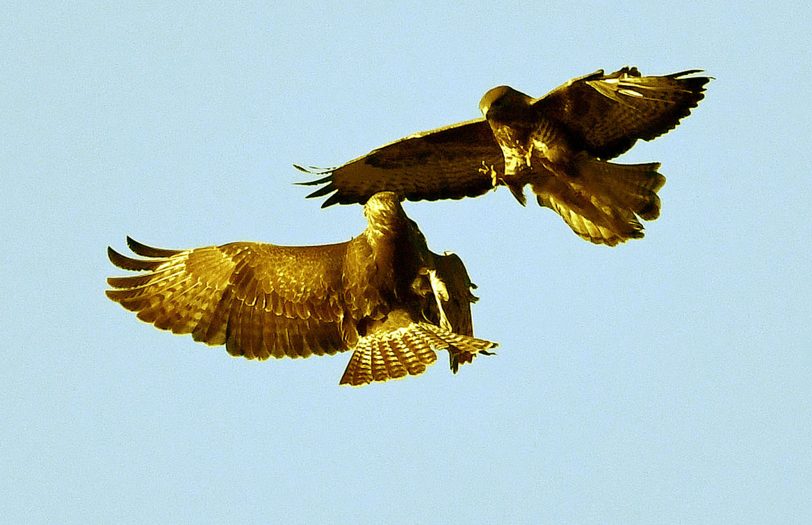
[298,67,710,246]
[107,192,496,386]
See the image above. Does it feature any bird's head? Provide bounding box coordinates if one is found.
[363,191,406,228]
[365,191,402,212]
[479,85,534,122]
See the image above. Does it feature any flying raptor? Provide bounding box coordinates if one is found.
[106,192,496,386]
[298,67,710,246]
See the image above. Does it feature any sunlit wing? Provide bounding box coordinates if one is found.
[106,236,347,360]
[535,67,710,159]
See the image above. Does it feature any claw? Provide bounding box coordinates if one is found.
[479,161,500,188]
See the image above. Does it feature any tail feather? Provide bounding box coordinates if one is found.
[339,323,497,386]
[578,158,665,220]
[531,157,665,246]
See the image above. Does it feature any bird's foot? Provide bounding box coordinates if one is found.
[479,162,500,188]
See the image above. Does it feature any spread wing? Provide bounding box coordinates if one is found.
[106,237,348,360]
[297,119,502,207]
[534,67,710,159]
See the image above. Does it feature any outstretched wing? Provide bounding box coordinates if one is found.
[106,237,347,360]
[535,67,710,159]
[297,119,502,207]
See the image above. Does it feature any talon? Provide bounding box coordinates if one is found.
[479,161,500,187]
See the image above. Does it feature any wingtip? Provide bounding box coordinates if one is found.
[669,68,706,77]
[670,69,713,90]
[125,235,141,251]
[107,245,131,269]
[107,243,164,271]
[293,163,315,174]
[305,182,338,199]
[321,193,344,208]
[293,164,334,175]
[126,237,180,257]
[107,245,119,263]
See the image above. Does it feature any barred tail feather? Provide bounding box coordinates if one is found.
[339,323,497,386]
[578,158,665,220]
[532,157,665,246]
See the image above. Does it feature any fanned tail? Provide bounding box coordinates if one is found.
[532,156,665,246]
[339,323,497,386]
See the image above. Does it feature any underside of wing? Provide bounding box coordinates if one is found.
[106,237,348,360]
[297,118,502,207]
[535,67,710,159]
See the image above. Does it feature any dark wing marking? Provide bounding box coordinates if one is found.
[297,119,502,206]
[535,67,710,159]
[107,237,348,360]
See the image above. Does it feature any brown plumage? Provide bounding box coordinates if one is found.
[106,192,496,386]
[298,67,709,246]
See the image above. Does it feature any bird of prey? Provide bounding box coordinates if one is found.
[106,192,496,386]
[298,67,710,246]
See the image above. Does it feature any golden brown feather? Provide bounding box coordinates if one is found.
[107,192,496,385]
[300,67,709,245]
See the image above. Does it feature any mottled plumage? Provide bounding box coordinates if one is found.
[107,192,496,386]
[299,67,709,246]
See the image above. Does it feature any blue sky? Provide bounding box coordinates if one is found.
[3,2,810,523]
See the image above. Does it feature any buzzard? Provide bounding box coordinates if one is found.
[298,67,710,246]
[106,192,496,386]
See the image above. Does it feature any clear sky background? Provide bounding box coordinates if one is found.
[3,2,810,523]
